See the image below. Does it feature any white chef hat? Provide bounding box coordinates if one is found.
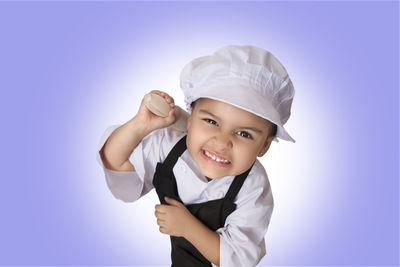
[179,45,295,143]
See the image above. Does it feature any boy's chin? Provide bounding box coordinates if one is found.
[201,166,252,180]
[200,168,234,180]
[200,170,224,180]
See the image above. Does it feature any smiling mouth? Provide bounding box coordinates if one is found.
[201,149,231,164]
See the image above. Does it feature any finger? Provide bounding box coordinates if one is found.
[168,107,176,117]
[156,218,165,226]
[154,210,167,220]
[164,197,183,207]
[166,95,175,107]
[161,93,174,106]
[163,108,176,125]
[155,204,167,213]
[159,226,168,234]
[149,90,167,97]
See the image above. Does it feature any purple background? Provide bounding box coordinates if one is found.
[0,1,398,266]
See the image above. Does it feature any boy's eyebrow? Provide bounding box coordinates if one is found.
[198,109,264,134]
[199,109,221,120]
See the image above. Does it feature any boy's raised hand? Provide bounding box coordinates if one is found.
[136,90,176,132]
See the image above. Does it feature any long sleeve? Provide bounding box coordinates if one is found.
[96,125,185,203]
[96,125,144,202]
[215,161,274,267]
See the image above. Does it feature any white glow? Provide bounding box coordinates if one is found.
[82,40,348,264]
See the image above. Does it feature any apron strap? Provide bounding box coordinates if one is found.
[224,162,254,202]
[153,135,187,205]
[162,135,187,170]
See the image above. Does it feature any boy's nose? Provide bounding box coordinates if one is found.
[213,133,233,150]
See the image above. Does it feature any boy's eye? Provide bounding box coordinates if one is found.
[203,118,218,126]
[236,131,252,139]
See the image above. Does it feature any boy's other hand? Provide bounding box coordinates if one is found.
[154,197,195,237]
[137,90,176,132]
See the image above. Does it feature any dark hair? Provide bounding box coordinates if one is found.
[268,123,277,139]
[190,101,197,110]
[190,100,277,138]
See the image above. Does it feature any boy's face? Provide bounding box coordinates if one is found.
[186,98,274,180]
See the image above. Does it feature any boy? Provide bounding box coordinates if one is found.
[97,45,295,267]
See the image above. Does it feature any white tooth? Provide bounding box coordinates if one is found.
[205,150,229,163]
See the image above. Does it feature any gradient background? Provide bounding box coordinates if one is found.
[0,1,398,266]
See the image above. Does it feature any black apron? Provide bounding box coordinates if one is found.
[153,135,253,267]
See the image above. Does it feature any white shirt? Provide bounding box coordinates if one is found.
[96,125,274,267]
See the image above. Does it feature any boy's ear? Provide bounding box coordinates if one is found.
[258,135,274,157]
